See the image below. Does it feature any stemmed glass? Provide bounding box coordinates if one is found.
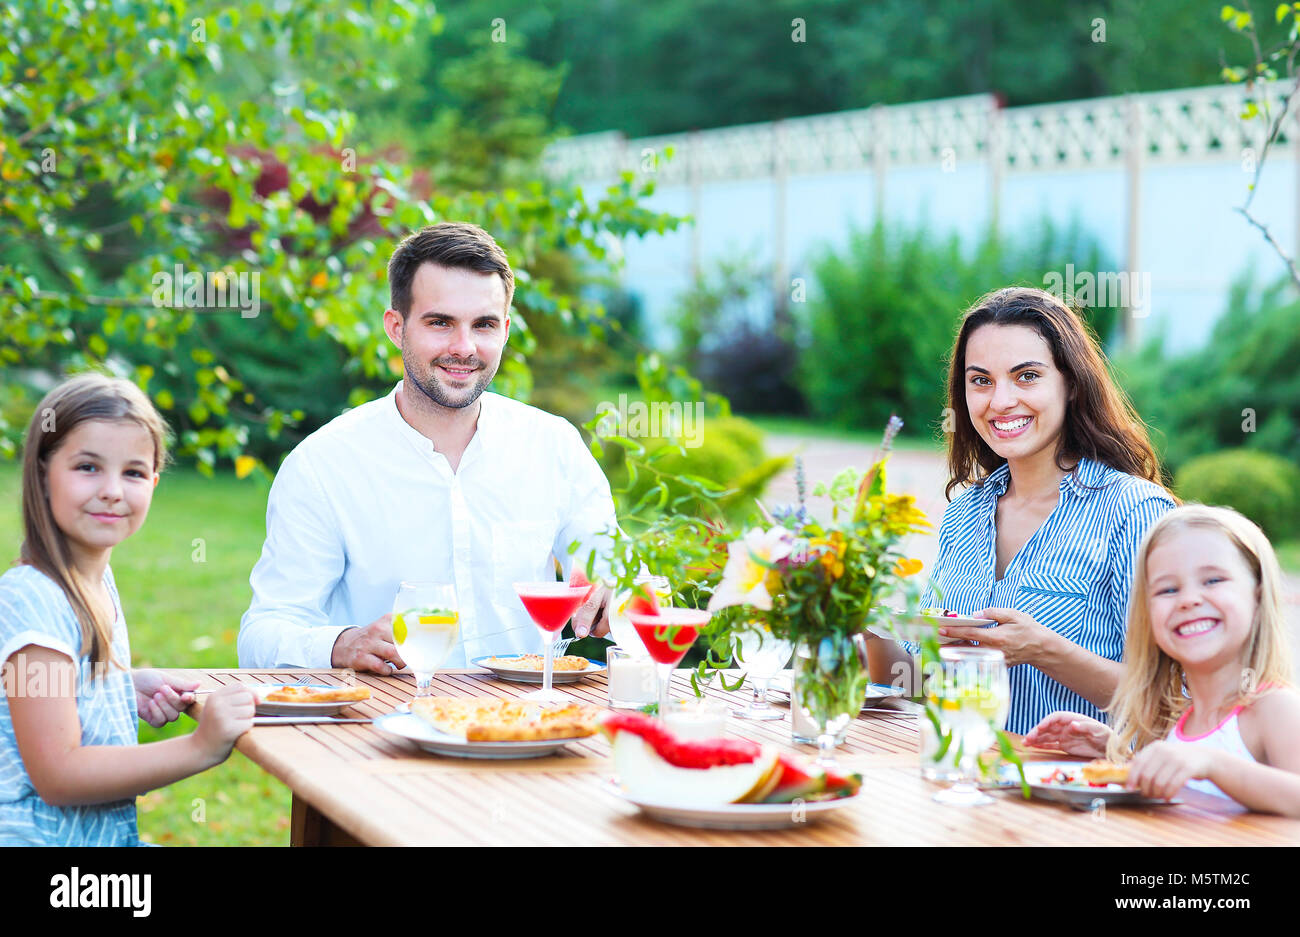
[514,580,595,704]
[731,622,793,721]
[930,646,1010,806]
[391,582,460,698]
[626,607,709,716]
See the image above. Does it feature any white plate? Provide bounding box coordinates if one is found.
[996,761,1182,808]
[371,710,591,759]
[867,615,997,646]
[471,655,606,685]
[765,674,907,710]
[250,683,370,717]
[603,781,860,830]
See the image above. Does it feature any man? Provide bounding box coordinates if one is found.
[238,222,616,672]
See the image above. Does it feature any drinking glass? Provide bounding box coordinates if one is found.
[626,607,709,716]
[731,623,793,721]
[514,580,595,704]
[929,646,1009,806]
[391,582,460,698]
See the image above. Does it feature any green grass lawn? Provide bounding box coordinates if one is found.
[0,462,290,845]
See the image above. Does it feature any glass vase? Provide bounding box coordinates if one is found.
[792,635,869,769]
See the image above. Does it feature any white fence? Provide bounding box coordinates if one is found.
[543,83,1300,351]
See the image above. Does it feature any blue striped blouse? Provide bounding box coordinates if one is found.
[924,457,1175,734]
[0,564,139,846]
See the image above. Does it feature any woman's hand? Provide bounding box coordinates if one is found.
[1023,711,1112,757]
[133,669,200,728]
[1127,741,1216,800]
[939,607,1061,668]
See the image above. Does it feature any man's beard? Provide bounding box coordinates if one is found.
[406,352,497,410]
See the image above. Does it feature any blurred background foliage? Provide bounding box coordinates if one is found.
[425,0,1284,138]
[0,0,682,476]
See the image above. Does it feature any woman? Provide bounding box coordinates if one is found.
[868,287,1176,734]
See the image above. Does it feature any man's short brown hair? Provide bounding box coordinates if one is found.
[387,222,515,318]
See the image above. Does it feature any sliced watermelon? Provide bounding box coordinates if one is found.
[569,567,593,589]
[601,711,760,768]
[761,754,826,803]
[625,581,660,617]
[820,766,863,799]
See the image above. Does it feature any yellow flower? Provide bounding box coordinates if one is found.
[812,532,846,580]
[235,455,258,479]
[893,557,923,577]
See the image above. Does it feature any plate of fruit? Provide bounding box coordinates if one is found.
[601,712,861,830]
[866,608,996,645]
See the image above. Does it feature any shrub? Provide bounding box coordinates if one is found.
[1175,449,1300,540]
[799,219,1118,436]
[600,415,789,523]
[669,255,805,415]
[1116,274,1300,473]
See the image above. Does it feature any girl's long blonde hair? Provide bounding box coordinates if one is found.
[1107,504,1293,761]
[19,373,170,668]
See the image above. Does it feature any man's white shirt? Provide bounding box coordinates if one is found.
[238,382,617,669]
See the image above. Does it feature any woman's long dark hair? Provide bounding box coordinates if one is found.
[944,287,1166,500]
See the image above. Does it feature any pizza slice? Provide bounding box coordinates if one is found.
[262,684,371,703]
[1080,760,1129,784]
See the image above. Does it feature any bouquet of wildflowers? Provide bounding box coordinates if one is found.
[707,417,930,644]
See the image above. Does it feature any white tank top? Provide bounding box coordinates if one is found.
[1163,703,1258,800]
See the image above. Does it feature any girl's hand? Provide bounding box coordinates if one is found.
[193,685,256,765]
[133,669,200,728]
[938,607,1058,668]
[1127,742,1216,800]
[1024,711,1112,758]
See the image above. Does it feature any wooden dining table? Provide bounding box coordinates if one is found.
[179,667,1300,846]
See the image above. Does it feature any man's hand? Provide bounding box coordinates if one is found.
[331,613,406,673]
[572,584,611,639]
[133,669,201,728]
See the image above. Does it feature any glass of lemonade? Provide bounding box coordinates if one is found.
[391,582,460,698]
[929,646,1009,806]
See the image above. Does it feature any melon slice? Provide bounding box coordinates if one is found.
[612,733,780,807]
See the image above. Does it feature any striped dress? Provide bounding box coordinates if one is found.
[0,564,139,846]
[925,458,1175,734]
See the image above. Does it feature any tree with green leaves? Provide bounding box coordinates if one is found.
[1,0,681,475]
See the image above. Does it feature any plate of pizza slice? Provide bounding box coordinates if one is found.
[992,760,1182,808]
[251,682,372,717]
[471,654,606,684]
[373,696,604,759]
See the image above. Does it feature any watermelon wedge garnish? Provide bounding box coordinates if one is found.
[625,582,660,617]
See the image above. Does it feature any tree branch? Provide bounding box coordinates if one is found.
[1236,206,1300,291]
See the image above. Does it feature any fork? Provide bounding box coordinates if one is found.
[552,638,574,657]
[195,673,317,696]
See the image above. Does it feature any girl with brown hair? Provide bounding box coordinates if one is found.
[1,373,254,845]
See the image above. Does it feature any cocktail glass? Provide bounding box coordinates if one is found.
[391,582,460,698]
[731,623,793,721]
[626,607,708,717]
[930,646,1009,807]
[514,580,595,704]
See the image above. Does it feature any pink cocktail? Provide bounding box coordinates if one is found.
[626,607,709,716]
[514,581,595,703]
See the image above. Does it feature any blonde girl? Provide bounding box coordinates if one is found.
[1026,504,1300,815]
[0,373,253,845]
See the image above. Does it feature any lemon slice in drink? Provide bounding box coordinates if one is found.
[418,612,458,625]
[392,613,407,644]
